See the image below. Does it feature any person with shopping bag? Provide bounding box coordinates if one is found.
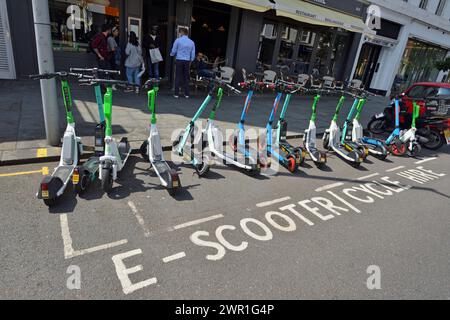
[143,26,163,80]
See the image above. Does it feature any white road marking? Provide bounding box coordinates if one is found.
[128,201,151,238]
[357,173,380,181]
[256,197,291,208]
[315,182,344,192]
[386,166,405,172]
[414,157,437,164]
[60,214,128,260]
[169,214,225,231]
[162,252,186,263]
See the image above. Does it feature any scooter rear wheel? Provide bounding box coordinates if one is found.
[73,171,89,194]
[390,141,407,156]
[322,132,332,151]
[140,140,150,162]
[408,142,421,157]
[43,198,56,207]
[287,156,298,173]
[372,145,388,161]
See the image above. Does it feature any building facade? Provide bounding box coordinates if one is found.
[3,0,369,85]
[350,0,450,96]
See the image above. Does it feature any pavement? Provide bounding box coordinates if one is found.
[0,79,389,165]
[0,142,449,299]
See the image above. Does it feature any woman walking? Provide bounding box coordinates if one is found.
[125,31,144,94]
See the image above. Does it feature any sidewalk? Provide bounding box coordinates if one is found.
[0,80,389,165]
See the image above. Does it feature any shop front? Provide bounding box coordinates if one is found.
[392,38,448,94]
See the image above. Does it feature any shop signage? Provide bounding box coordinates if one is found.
[304,0,364,17]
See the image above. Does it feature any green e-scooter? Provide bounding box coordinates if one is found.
[303,91,327,167]
[140,79,181,195]
[30,72,87,206]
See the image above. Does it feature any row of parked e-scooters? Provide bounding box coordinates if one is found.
[30,69,447,207]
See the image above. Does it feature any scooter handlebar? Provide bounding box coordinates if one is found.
[70,68,121,76]
[29,72,94,80]
[78,78,128,87]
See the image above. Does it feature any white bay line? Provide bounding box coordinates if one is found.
[256,197,291,208]
[315,182,344,192]
[415,157,437,164]
[357,173,379,181]
[169,214,224,231]
[163,252,186,263]
[128,201,151,237]
[70,240,128,259]
[386,166,405,172]
[60,214,127,260]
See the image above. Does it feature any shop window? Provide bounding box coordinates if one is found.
[392,38,447,94]
[297,30,316,75]
[49,0,120,53]
[277,26,298,66]
[257,23,278,70]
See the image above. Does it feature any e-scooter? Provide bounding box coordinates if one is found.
[229,80,267,175]
[30,72,87,206]
[350,93,389,160]
[140,79,181,195]
[172,80,215,176]
[339,94,370,160]
[204,79,265,174]
[275,81,309,167]
[260,82,303,173]
[303,91,327,167]
[72,74,127,194]
[78,79,132,192]
[323,95,364,167]
[397,99,422,157]
[383,96,409,156]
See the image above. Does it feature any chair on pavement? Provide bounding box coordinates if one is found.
[310,75,323,90]
[322,76,336,90]
[263,70,277,85]
[297,74,310,88]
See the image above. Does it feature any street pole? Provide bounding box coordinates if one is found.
[32,0,60,146]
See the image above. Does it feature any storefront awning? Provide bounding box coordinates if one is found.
[274,0,369,34]
[209,0,275,13]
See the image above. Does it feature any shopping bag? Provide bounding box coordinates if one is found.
[149,48,163,64]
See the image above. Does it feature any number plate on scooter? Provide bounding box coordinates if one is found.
[444,129,450,145]
[375,113,384,119]
[42,191,49,199]
[173,181,179,188]
[72,174,79,184]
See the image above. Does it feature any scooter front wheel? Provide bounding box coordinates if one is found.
[195,163,210,176]
[408,142,421,157]
[101,168,113,193]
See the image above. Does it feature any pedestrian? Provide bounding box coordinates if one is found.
[91,24,112,70]
[125,31,144,94]
[170,27,195,99]
[191,52,217,79]
[143,26,163,80]
[108,26,120,71]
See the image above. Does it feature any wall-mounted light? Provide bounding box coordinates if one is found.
[218,26,225,32]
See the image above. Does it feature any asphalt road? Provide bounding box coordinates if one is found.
[0,142,449,300]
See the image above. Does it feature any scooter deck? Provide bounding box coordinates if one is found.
[53,166,74,184]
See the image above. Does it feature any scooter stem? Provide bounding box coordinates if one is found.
[394,97,400,128]
[412,101,420,129]
[94,85,105,124]
[104,87,113,137]
[279,93,292,121]
[61,80,75,125]
[269,92,283,124]
[354,98,366,121]
[310,94,321,122]
[240,90,254,123]
[209,87,224,120]
[148,90,157,125]
[333,95,346,122]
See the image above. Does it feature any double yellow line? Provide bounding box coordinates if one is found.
[0,167,49,178]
